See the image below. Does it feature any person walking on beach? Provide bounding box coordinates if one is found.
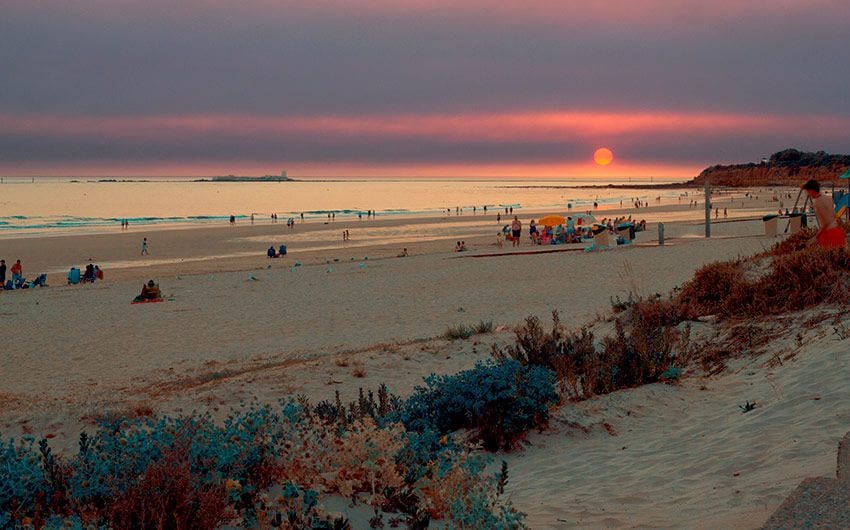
[0,259,5,285]
[803,180,846,248]
[497,212,501,223]
[141,237,149,255]
[511,216,522,247]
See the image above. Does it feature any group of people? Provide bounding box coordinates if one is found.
[68,263,103,284]
[1,258,46,290]
[267,245,288,258]
[496,214,649,249]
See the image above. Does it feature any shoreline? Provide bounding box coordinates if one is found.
[0,195,784,283]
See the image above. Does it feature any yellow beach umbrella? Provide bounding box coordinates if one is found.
[537,215,566,227]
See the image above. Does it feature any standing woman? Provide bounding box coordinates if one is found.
[529,220,538,244]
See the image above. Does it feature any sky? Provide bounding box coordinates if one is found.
[1,0,849,178]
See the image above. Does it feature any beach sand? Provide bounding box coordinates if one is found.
[1,195,837,528]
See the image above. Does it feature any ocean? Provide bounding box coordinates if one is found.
[0,177,686,238]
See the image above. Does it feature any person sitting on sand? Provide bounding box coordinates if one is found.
[454,241,462,252]
[803,179,846,248]
[84,263,95,283]
[137,280,162,301]
[397,248,409,257]
[554,224,564,243]
[268,246,277,258]
[459,241,467,251]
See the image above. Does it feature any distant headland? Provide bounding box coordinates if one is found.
[690,149,850,187]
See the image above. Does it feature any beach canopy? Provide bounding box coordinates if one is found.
[537,215,566,227]
[573,213,597,224]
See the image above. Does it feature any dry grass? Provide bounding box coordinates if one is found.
[679,246,850,318]
[351,363,367,378]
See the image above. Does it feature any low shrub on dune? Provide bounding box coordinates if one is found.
[1,392,528,528]
[495,306,688,401]
[680,246,850,318]
[397,359,558,451]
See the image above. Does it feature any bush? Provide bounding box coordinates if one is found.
[680,246,850,318]
[445,320,494,340]
[0,437,48,519]
[678,259,746,317]
[495,305,687,400]
[475,320,495,334]
[2,390,530,527]
[397,360,558,451]
[445,324,474,340]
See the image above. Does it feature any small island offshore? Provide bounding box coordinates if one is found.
[197,170,294,182]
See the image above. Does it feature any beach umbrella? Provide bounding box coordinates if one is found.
[537,215,566,227]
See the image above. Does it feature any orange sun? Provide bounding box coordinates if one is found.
[594,147,614,166]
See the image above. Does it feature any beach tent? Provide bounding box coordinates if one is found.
[572,213,597,225]
[537,215,566,227]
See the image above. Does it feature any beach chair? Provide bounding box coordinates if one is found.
[617,223,634,243]
[763,214,779,237]
[68,268,81,285]
[592,226,610,249]
[788,214,803,234]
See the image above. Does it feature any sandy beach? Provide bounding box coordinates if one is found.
[4,190,844,528]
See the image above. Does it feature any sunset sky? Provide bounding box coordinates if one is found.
[1,0,848,178]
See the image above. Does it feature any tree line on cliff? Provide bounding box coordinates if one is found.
[691,149,850,187]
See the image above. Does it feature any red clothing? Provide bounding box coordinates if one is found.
[818,226,846,248]
[10,263,21,276]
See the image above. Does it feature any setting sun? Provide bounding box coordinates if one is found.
[594,147,614,166]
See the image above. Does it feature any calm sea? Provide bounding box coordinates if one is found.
[0,177,686,237]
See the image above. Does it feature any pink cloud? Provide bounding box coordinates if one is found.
[3,109,849,144]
